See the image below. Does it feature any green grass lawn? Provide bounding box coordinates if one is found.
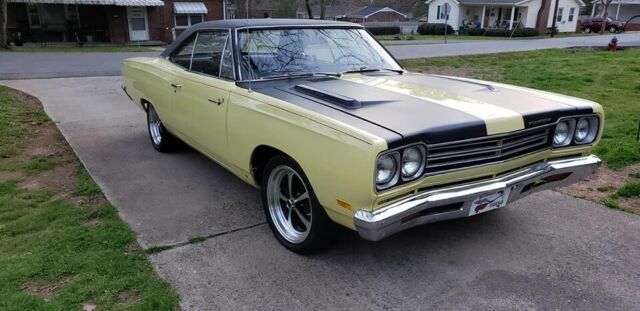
[401,48,640,169]
[0,87,178,310]
[3,46,157,53]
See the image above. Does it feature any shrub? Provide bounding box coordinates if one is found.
[484,27,537,37]
[417,23,454,35]
[468,28,485,36]
[367,26,400,36]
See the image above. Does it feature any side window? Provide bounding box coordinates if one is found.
[220,36,234,80]
[170,34,197,69]
[190,31,228,77]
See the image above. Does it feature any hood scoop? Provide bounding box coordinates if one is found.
[293,84,363,109]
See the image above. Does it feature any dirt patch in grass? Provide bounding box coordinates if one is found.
[20,164,76,193]
[560,163,640,215]
[116,292,141,306]
[21,276,73,301]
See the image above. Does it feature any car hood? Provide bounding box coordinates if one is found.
[247,73,598,147]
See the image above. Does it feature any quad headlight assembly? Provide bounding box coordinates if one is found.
[375,144,426,191]
[553,116,599,147]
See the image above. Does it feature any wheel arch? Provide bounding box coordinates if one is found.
[250,145,289,187]
[140,98,150,112]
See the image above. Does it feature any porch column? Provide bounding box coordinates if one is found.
[616,1,621,19]
[480,5,486,28]
[591,4,596,17]
[509,5,515,30]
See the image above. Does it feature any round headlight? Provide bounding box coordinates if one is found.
[376,154,397,184]
[402,146,424,178]
[575,118,590,142]
[553,121,572,146]
[574,117,598,144]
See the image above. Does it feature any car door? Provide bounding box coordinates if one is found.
[169,30,235,160]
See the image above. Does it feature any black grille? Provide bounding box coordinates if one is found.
[425,126,552,174]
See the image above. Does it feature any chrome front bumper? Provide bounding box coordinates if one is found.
[354,155,601,241]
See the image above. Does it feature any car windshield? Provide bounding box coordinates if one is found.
[237,28,402,81]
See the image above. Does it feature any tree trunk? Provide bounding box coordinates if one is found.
[0,0,9,50]
[535,0,552,35]
[305,0,313,19]
[320,0,326,20]
[599,1,611,34]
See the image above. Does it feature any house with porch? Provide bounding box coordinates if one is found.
[6,0,225,45]
[426,0,585,32]
[589,0,640,30]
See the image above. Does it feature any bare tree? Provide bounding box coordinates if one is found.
[0,0,9,49]
[305,0,313,19]
[597,0,615,33]
[320,0,326,19]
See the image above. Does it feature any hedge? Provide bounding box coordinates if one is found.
[484,27,538,37]
[417,23,454,35]
[468,28,485,36]
[367,27,401,36]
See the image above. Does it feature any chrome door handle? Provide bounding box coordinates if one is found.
[170,83,182,89]
[208,98,224,106]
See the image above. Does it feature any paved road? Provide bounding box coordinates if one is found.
[2,33,639,79]
[3,76,639,310]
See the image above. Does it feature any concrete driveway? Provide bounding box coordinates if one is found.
[2,76,639,310]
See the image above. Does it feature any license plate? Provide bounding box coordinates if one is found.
[469,188,511,216]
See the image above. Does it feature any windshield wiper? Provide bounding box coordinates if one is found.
[341,66,404,75]
[261,71,342,80]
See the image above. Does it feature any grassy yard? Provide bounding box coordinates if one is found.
[401,48,640,213]
[3,46,157,53]
[0,87,178,310]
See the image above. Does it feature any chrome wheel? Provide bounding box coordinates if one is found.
[148,105,162,146]
[266,165,312,244]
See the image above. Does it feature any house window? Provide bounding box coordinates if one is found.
[175,14,204,28]
[436,5,440,20]
[27,4,41,28]
[556,8,564,22]
[568,8,575,22]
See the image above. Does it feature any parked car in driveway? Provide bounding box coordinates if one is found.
[122,19,603,254]
[581,17,626,33]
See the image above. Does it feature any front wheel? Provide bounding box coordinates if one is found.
[584,27,592,33]
[609,26,618,33]
[262,155,334,254]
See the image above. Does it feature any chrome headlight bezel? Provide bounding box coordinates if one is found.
[553,119,576,147]
[375,152,400,190]
[401,145,426,181]
[574,116,599,144]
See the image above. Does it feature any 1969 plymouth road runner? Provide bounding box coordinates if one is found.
[122,19,603,253]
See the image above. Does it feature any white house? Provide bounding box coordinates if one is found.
[426,0,585,32]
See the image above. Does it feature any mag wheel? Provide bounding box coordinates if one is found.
[147,104,178,152]
[262,155,333,254]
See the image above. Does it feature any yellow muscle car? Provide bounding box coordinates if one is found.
[122,19,603,253]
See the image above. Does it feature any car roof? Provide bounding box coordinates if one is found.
[190,18,362,30]
[161,18,364,57]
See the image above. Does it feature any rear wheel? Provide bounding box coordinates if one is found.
[584,26,592,33]
[609,25,618,33]
[147,104,178,152]
[262,155,333,254]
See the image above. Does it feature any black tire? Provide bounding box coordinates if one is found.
[609,26,617,33]
[146,104,178,152]
[261,154,335,254]
[584,27,591,33]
